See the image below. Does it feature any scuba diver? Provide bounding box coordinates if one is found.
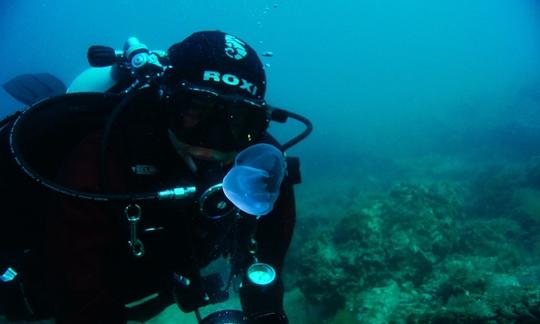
[0,30,312,323]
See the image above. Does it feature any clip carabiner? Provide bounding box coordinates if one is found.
[124,203,145,258]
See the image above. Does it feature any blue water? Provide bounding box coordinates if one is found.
[3,1,540,167]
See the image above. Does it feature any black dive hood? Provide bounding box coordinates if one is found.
[8,90,312,202]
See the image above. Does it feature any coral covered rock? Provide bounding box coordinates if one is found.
[296,183,463,317]
[294,180,540,322]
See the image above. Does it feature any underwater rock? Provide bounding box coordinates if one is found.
[296,231,347,317]
[293,179,540,322]
[351,281,411,324]
[456,218,525,270]
[296,183,463,318]
[466,165,524,218]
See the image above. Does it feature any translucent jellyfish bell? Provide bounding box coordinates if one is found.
[223,144,286,217]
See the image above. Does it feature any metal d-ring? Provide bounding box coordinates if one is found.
[199,183,236,220]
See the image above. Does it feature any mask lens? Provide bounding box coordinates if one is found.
[226,103,268,148]
[174,92,216,128]
[168,87,268,150]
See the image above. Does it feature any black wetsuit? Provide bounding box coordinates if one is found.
[46,125,296,323]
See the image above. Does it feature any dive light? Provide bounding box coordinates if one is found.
[246,262,276,286]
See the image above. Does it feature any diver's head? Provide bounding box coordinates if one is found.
[163,31,269,158]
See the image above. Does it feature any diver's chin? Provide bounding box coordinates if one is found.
[167,129,236,171]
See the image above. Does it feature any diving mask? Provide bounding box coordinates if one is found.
[165,81,270,152]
